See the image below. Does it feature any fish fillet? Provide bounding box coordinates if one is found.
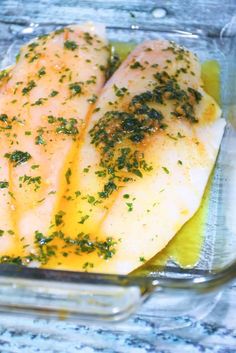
[54,40,225,273]
[0,23,109,256]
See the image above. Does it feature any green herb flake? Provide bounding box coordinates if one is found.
[65,168,72,184]
[87,94,97,104]
[19,175,42,191]
[130,61,144,69]
[35,133,46,145]
[29,53,41,63]
[38,66,46,77]
[83,32,93,45]
[47,115,57,124]
[0,181,9,189]
[25,131,32,136]
[22,80,36,95]
[83,166,90,173]
[56,117,78,135]
[98,181,117,199]
[83,262,94,270]
[28,42,39,51]
[139,256,146,262]
[126,202,133,212]
[87,195,96,204]
[0,69,9,81]
[113,85,128,98]
[162,166,170,174]
[49,90,59,97]
[55,211,65,226]
[69,82,82,96]
[78,214,89,224]
[64,40,78,51]
[32,97,47,106]
[0,256,22,265]
[31,164,39,170]
[5,150,32,167]
[123,194,130,199]
[8,191,15,199]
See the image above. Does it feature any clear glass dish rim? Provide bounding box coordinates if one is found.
[0,259,235,294]
[0,20,234,297]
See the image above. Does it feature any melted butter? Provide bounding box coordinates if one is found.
[36,44,220,272]
[201,60,220,104]
[111,41,136,62]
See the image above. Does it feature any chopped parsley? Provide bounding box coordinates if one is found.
[0,114,12,130]
[130,61,144,69]
[126,202,133,212]
[113,85,128,98]
[0,69,9,82]
[139,256,146,262]
[83,262,94,270]
[19,175,42,191]
[29,53,41,63]
[32,97,47,106]
[78,215,89,224]
[83,166,90,173]
[56,117,78,135]
[38,66,46,77]
[123,194,130,199]
[83,32,93,45]
[64,40,78,51]
[35,129,46,145]
[22,80,36,95]
[0,229,117,266]
[55,211,65,226]
[0,181,9,189]
[65,168,72,184]
[49,90,59,97]
[162,166,170,174]
[87,195,96,204]
[31,164,39,170]
[87,94,97,104]
[69,82,82,96]
[5,150,32,167]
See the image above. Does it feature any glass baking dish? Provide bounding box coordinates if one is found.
[0,0,235,328]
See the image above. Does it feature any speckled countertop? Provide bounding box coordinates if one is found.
[0,283,235,352]
[0,0,236,352]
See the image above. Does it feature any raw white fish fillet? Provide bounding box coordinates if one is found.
[58,40,225,274]
[0,23,108,256]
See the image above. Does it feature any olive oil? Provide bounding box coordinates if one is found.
[201,60,220,104]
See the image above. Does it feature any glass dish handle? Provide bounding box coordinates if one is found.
[0,267,144,322]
